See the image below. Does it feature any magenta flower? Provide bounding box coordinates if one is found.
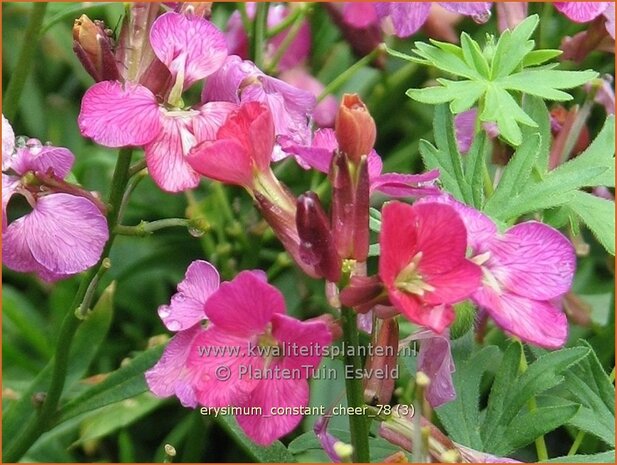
[553,2,611,23]
[2,131,108,282]
[188,271,331,445]
[187,102,274,189]
[226,3,311,72]
[422,195,575,349]
[78,11,235,192]
[146,260,220,407]
[379,201,482,334]
[202,55,316,151]
[342,2,492,37]
[281,128,441,197]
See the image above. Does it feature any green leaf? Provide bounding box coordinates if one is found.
[406,80,485,113]
[3,283,115,442]
[491,15,539,78]
[563,341,615,447]
[413,40,480,79]
[503,404,579,452]
[461,32,490,78]
[436,337,502,450]
[484,134,541,214]
[521,95,551,172]
[498,70,599,101]
[56,343,165,424]
[543,451,615,463]
[74,392,161,445]
[463,131,489,208]
[482,344,589,455]
[481,86,537,146]
[522,49,563,67]
[216,414,296,462]
[568,191,615,255]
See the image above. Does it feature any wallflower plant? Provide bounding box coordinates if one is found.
[3,3,615,465]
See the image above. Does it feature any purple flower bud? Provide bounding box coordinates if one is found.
[296,192,341,283]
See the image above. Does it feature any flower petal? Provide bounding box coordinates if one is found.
[23,194,108,276]
[553,2,610,22]
[343,3,379,28]
[415,330,456,407]
[78,81,161,148]
[489,221,576,300]
[413,202,470,275]
[150,12,227,89]
[382,2,432,37]
[271,313,332,372]
[11,141,74,179]
[203,270,286,337]
[2,174,19,231]
[280,128,337,173]
[145,113,201,192]
[379,201,420,287]
[424,260,482,305]
[192,101,238,142]
[187,326,259,407]
[145,325,202,407]
[2,114,15,170]
[371,170,441,198]
[159,260,220,332]
[187,138,253,187]
[236,377,309,446]
[473,287,567,349]
[439,2,493,18]
[390,290,455,334]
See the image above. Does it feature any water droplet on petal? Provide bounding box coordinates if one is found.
[167,319,182,331]
[175,292,186,302]
[472,11,491,24]
[158,306,171,318]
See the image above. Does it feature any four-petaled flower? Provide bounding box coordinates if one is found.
[379,201,482,333]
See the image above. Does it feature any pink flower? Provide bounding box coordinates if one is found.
[378,201,482,333]
[279,67,338,128]
[202,55,316,152]
[78,11,235,192]
[187,102,274,189]
[146,260,220,407]
[343,2,492,37]
[422,195,575,349]
[2,114,15,171]
[281,128,441,198]
[226,4,311,72]
[191,271,331,445]
[553,2,611,23]
[2,136,108,282]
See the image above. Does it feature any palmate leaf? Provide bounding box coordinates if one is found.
[391,14,598,146]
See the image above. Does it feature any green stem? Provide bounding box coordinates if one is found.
[318,45,382,102]
[567,430,585,456]
[339,267,370,462]
[266,6,302,37]
[115,218,191,236]
[250,2,270,69]
[519,343,549,462]
[4,2,48,120]
[4,148,134,462]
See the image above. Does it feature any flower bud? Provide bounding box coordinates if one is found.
[330,151,370,261]
[364,318,399,405]
[254,191,319,279]
[335,94,376,163]
[296,192,342,283]
[73,15,120,82]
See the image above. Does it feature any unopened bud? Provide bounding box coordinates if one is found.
[297,192,341,282]
[364,318,399,405]
[73,15,120,82]
[333,441,354,461]
[335,94,376,164]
